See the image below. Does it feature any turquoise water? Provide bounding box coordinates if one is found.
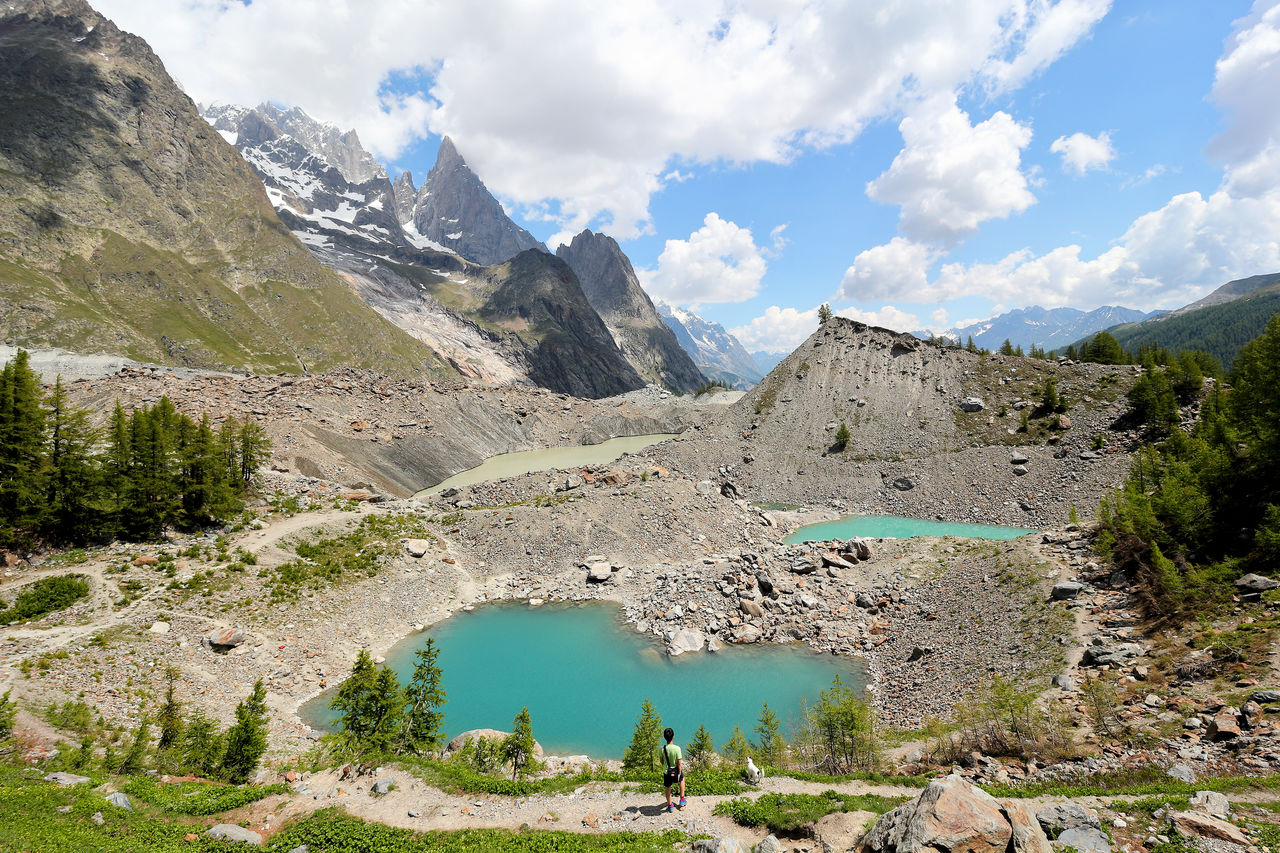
[416,434,677,496]
[786,514,1035,544]
[301,602,864,759]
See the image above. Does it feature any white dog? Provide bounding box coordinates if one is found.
[745,756,762,784]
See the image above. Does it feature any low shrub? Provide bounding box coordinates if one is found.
[714,790,907,833]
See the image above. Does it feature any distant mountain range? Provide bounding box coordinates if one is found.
[939,305,1162,352]
[1067,272,1280,367]
[656,302,765,390]
[203,102,645,397]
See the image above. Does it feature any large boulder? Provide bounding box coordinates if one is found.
[857,775,1013,853]
[1002,801,1052,853]
[1234,573,1279,593]
[206,824,263,845]
[1169,812,1249,846]
[206,628,247,649]
[691,838,753,853]
[1050,581,1084,601]
[667,629,706,657]
[959,397,986,412]
[1036,802,1101,836]
[444,728,544,760]
[44,772,90,786]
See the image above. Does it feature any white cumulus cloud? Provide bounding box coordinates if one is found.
[839,2,1280,312]
[1050,131,1116,175]
[837,237,936,302]
[638,213,767,306]
[866,96,1036,246]
[91,0,1110,240]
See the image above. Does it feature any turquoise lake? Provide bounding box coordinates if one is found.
[786,514,1035,544]
[301,602,864,758]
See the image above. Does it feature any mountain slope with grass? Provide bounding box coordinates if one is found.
[1067,273,1280,367]
[0,0,441,376]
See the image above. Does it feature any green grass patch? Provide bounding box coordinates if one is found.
[0,574,89,623]
[713,790,908,833]
[270,808,687,852]
[263,514,434,601]
[121,778,289,816]
[777,768,931,788]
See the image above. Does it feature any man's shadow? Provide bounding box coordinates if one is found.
[623,803,679,817]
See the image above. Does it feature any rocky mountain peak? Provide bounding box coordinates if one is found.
[392,171,417,224]
[407,136,547,265]
[555,229,705,393]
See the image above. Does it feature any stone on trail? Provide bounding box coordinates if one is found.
[1050,581,1084,601]
[206,824,264,845]
[1012,464,1028,476]
[148,621,170,634]
[857,774,1013,853]
[891,477,914,491]
[959,397,985,412]
[405,539,431,558]
[1166,763,1197,783]
[1009,450,1029,465]
[585,561,613,583]
[372,778,393,794]
[691,838,753,853]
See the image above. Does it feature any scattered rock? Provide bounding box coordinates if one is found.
[959,397,986,412]
[106,792,132,810]
[754,836,784,853]
[1036,803,1101,836]
[372,778,393,795]
[891,477,915,491]
[1206,711,1241,741]
[148,621,170,634]
[405,539,431,558]
[1009,451,1029,465]
[691,838,753,853]
[1166,763,1197,783]
[1054,827,1110,853]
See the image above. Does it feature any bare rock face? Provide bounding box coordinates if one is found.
[857,775,1016,853]
[1168,812,1250,846]
[410,137,546,265]
[557,229,706,394]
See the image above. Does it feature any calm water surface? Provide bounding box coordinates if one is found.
[301,602,864,758]
[416,434,677,496]
[786,514,1035,544]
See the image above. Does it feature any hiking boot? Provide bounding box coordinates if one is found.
[665,803,674,813]
[679,797,687,808]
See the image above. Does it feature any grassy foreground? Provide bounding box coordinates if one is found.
[0,765,686,853]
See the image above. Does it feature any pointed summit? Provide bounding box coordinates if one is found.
[556,229,705,393]
[409,136,546,265]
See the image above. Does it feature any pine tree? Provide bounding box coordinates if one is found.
[999,339,1015,356]
[118,718,150,775]
[832,423,850,452]
[221,679,269,783]
[722,725,753,766]
[817,303,833,324]
[622,698,663,772]
[686,725,714,766]
[399,639,447,755]
[502,706,537,781]
[330,650,403,755]
[0,689,16,741]
[180,710,224,778]
[43,377,99,543]
[754,703,784,768]
[156,667,183,751]
[0,350,48,544]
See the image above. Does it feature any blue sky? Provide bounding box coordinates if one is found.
[95,0,1280,353]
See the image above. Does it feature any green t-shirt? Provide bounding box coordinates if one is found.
[661,743,681,769]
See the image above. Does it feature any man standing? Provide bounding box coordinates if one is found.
[661,727,686,812]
